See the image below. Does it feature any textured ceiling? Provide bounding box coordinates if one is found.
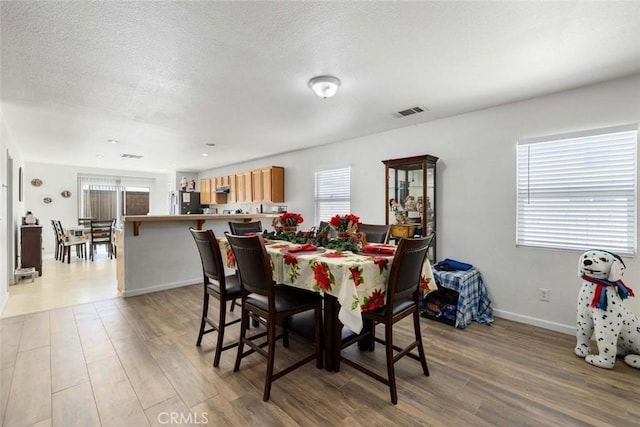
[2,1,640,173]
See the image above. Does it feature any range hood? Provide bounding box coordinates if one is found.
[215,185,230,194]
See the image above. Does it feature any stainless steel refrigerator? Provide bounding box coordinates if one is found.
[170,191,202,214]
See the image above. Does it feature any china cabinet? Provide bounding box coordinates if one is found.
[383,154,438,263]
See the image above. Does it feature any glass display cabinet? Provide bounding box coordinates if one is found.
[383,154,438,263]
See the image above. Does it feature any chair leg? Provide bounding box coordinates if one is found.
[263,317,277,401]
[213,301,227,367]
[413,309,430,376]
[385,323,398,405]
[234,307,249,372]
[230,299,236,312]
[196,294,209,346]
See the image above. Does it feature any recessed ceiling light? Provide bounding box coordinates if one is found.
[205,143,215,147]
[201,153,209,157]
[96,154,103,158]
[107,139,119,144]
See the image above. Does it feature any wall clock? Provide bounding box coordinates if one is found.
[61,190,72,198]
[42,196,53,205]
[31,178,43,187]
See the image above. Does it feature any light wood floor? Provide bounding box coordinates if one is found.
[3,251,118,318]
[1,282,639,427]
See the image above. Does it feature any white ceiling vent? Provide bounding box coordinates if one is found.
[121,153,144,159]
[393,105,428,118]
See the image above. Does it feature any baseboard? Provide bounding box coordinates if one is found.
[493,309,575,336]
[122,279,200,297]
[0,290,8,316]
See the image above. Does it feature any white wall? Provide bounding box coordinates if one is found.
[23,162,172,257]
[201,74,640,333]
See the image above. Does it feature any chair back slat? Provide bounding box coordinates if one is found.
[225,233,272,297]
[90,219,114,243]
[189,228,225,292]
[228,221,262,235]
[387,233,434,302]
[358,223,391,244]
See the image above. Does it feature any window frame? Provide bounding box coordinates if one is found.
[314,166,351,225]
[516,124,637,256]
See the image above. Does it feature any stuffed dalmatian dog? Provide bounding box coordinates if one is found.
[575,249,640,369]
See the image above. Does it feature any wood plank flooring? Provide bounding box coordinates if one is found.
[1,283,639,426]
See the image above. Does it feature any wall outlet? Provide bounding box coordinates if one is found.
[539,288,550,302]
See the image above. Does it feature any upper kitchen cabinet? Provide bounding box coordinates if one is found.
[200,178,212,205]
[236,172,253,203]
[252,166,284,203]
[213,176,228,204]
[227,174,237,203]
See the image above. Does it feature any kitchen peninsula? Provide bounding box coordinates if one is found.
[118,214,279,296]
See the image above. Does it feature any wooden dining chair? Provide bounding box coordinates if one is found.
[55,220,87,263]
[358,223,391,244]
[226,233,323,401]
[339,235,433,404]
[228,220,262,235]
[89,219,115,261]
[51,220,62,261]
[189,227,242,367]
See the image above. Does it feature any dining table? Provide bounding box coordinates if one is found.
[218,237,435,371]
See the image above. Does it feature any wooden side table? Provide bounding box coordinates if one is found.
[20,225,43,276]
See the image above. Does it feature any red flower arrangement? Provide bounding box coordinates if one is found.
[278,212,304,227]
[329,213,360,232]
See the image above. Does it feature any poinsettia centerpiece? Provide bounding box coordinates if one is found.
[329,213,360,232]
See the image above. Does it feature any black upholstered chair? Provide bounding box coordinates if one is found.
[189,227,242,367]
[226,233,323,401]
[339,235,433,404]
[228,221,262,235]
[358,223,391,244]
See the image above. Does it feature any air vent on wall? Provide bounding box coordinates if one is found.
[121,153,144,159]
[393,105,428,118]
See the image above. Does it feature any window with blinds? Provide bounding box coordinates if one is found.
[78,174,153,222]
[315,167,351,224]
[516,124,637,255]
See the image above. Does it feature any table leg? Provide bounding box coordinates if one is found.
[323,294,341,372]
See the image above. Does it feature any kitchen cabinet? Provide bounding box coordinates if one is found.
[252,166,285,203]
[383,155,438,264]
[252,169,264,202]
[213,176,228,204]
[20,225,43,276]
[227,174,237,203]
[236,172,253,203]
[200,179,212,205]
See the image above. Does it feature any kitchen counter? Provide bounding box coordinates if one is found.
[118,213,279,296]
[124,213,279,236]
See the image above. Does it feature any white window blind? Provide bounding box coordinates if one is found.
[315,167,351,224]
[516,125,637,255]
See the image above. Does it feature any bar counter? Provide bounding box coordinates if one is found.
[119,214,278,296]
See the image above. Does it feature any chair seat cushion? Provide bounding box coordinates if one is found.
[247,285,321,313]
[365,298,415,318]
[206,274,241,297]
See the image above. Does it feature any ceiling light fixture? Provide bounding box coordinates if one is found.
[308,75,341,99]
[201,153,209,157]
[107,139,119,144]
